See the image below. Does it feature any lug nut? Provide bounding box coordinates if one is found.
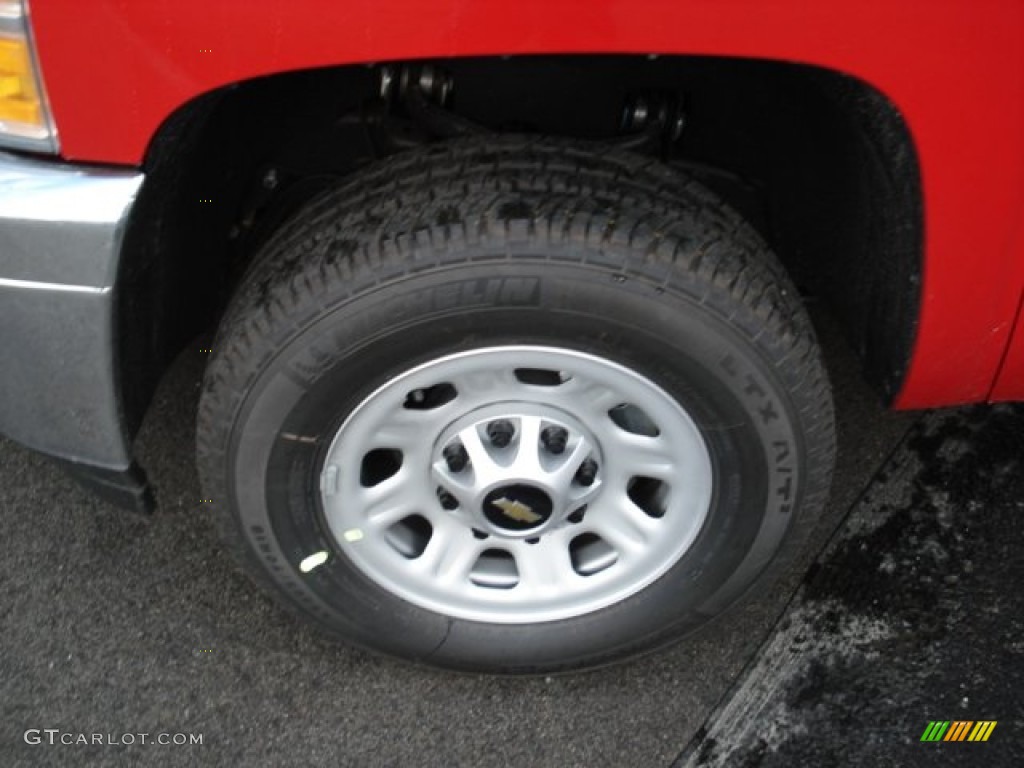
[486,419,515,448]
[443,443,469,472]
[575,458,599,487]
[541,425,569,455]
[436,488,459,510]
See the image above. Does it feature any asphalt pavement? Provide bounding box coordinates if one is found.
[679,405,1024,766]
[0,315,932,767]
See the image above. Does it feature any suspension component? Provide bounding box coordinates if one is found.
[617,91,686,156]
[379,63,454,107]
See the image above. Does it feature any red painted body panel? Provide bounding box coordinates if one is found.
[27,0,1024,408]
[991,284,1024,401]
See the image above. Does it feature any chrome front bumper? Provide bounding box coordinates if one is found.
[0,151,144,470]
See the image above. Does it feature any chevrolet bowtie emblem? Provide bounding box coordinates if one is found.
[492,497,542,524]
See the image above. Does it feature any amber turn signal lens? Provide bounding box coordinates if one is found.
[0,1,56,151]
[0,36,43,127]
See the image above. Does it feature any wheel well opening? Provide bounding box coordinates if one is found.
[117,54,921,443]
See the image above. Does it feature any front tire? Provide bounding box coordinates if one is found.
[197,138,834,673]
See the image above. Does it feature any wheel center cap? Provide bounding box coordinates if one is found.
[482,484,553,532]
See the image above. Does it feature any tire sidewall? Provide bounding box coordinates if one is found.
[225,259,805,671]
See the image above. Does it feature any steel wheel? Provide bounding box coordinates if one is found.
[319,346,713,623]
